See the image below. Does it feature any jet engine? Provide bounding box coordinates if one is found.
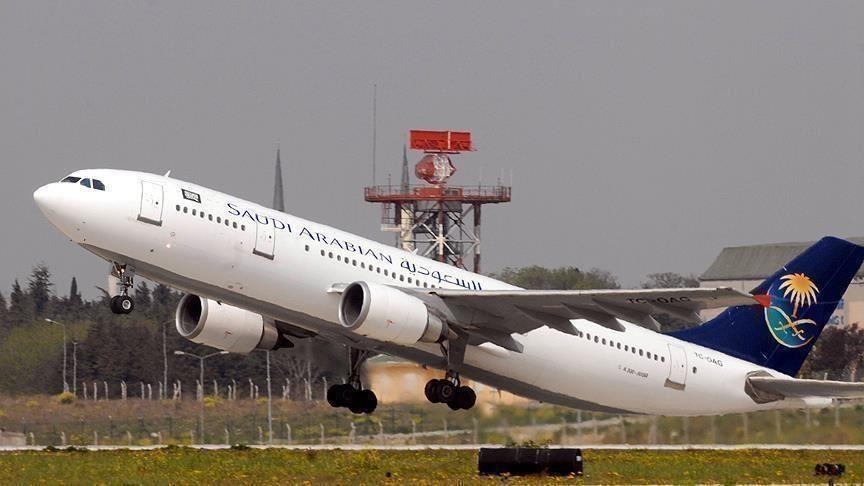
[175,294,287,353]
[338,281,447,345]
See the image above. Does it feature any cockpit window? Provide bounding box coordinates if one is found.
[71,178,106,191]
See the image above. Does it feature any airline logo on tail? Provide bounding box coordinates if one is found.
[764,273,820,348]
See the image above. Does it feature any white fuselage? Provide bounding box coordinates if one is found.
[34,169,814,416]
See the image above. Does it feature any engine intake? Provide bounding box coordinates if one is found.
[175,294,286,353]
[338,281,446,345]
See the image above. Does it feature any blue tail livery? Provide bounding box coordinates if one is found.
[671,236,864,376]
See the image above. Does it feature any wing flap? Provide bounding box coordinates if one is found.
[433,287,755,336]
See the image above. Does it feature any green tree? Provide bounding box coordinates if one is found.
[135,281,152,315]
[489,266,619,290]
[8,279,31,326]
[642,272,700,289]
[0,291,7,334]
[27,263,53,317]
[69,277,83,306]
[807,324,864,380]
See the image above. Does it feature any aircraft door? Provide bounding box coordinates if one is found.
[138,181,164,226]
[665,343,687,390]
[253,221,275,260]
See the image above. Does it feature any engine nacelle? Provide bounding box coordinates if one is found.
[175,294,284,353]
[338,281,446,345]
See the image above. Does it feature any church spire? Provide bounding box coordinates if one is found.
[272,144,285,212]
[400,143,410,192]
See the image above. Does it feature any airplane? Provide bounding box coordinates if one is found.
[33,169,864,416]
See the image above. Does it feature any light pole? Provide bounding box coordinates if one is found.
[174,349,228,443]
[44,318,68,393]
[160,319,172,399]
[266,351,273,445]
[72,341,78,396]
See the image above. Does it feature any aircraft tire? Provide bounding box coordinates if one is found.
[117,295,134,314]
[437,380,456,403]
[454,386,476,410]
[359,389,377,414]
[425,379,441,403]
[327,384,352,408]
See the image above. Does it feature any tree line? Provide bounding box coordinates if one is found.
[0,263,859,397]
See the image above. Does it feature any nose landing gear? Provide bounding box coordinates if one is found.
[109,262,136,315]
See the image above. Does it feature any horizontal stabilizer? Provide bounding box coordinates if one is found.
[747,375,864,403]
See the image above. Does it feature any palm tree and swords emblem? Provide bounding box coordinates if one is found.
[763,273,820,348]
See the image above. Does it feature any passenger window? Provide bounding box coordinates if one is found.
[602,338,606,345]
[328,252,333,258]
[384,270,388,276]
[407,277,412,284]
[320,250,325,256]
[200,212,205,219]
[337,255,342,262]
[241,225,245,231]
[176,205,181,211]
[208,214,213,221]
[639,349,644,356]
[80,178,92,188]
[305,245,310,251]
[183,207,189,214]
[192,209,197,216]
[224,219,229,226]
[92,180,105,191]
[361,262,365,269]
[616,343,621,349]
[232,222,238,229]
[399,275,405,282]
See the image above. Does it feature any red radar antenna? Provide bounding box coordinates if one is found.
[365,130,510,272]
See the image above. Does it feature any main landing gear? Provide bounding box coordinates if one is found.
[327,348,378,414]
[109,262,136,315]
[425,331,476,411]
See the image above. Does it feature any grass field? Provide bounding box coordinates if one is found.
[0,447,861,484]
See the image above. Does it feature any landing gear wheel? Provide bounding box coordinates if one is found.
[110,295,134,315]
[437,380,456,403]
[327,383,354,408]
[357,389,378,414]
[454,386,476,410]
[425,379,442,403]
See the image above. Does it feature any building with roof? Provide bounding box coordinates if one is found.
[700,237,864,326]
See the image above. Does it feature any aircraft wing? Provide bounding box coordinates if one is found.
[418,287,756,350]
[747,375,864,401]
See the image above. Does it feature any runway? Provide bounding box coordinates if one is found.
[2,444,864,452]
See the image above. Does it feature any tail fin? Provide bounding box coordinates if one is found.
[671,236,864,376]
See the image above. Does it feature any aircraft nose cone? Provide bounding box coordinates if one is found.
[33,184,61,213]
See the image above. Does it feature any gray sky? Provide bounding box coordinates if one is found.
[2,1,863,298]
